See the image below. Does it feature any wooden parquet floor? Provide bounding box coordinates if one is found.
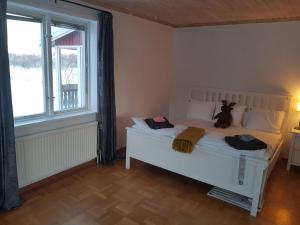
[0,159,300,225]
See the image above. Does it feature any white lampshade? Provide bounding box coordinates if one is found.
[297,102,300,112]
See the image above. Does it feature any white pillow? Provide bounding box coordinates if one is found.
[187,100,215,121]
[244,109,285,133]
[214,102,246,127]
[131,117,148,129]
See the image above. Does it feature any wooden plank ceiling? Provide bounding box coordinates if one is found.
[82,0,300,27]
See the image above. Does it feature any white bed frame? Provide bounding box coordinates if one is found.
[126,88,291,217]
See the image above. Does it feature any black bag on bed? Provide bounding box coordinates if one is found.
[224,135,267,150]
[144,117,174,129]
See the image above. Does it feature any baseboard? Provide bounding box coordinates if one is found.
[116,147,126,160]
[19,159,97,194]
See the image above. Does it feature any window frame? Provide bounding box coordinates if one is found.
[50,16,90,115]
[7,9,91,123]
[7,11,48,121]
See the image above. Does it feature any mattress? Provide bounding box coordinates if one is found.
[131,118,282,160]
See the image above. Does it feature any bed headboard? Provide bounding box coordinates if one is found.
[189,87,291,112]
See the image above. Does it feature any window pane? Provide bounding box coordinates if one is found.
[51,24,86,112]
[7,17,45,118]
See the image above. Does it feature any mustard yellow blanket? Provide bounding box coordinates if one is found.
[172,127,205,153]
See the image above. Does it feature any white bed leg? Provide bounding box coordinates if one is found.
[250,186,260,217]
[250,204,258,217]
[258,170,268,211]
[126,154,130,169]
[250,166,265,217]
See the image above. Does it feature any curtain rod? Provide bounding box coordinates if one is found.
[54,0,109,14]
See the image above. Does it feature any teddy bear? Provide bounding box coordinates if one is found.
[214,100,236,128]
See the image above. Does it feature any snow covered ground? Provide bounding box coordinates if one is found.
[10,65,80,118]
[10,66,45,118]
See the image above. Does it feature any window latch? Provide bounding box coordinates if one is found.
[44,34,52,39]
[47,96,55,101]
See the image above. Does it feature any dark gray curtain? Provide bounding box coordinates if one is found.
[0,0,22,212]
[97,11,116,165]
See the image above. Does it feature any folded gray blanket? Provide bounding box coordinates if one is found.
[144,117,174,129]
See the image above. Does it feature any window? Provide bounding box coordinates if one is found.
[7,12,88,121]
[7,14,45,118]
[51,21,87,112]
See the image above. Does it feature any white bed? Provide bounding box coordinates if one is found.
[178,119,282,160]
[126,88,291,217]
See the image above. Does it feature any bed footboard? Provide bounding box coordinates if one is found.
[126,128,275,217]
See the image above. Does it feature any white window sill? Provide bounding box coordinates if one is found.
[15,111,97,138]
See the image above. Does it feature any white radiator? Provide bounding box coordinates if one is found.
[15,122,97,187]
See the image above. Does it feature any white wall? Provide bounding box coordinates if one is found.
[113,12,173,148]
[170,22,300,122]
[9,0,174,149]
